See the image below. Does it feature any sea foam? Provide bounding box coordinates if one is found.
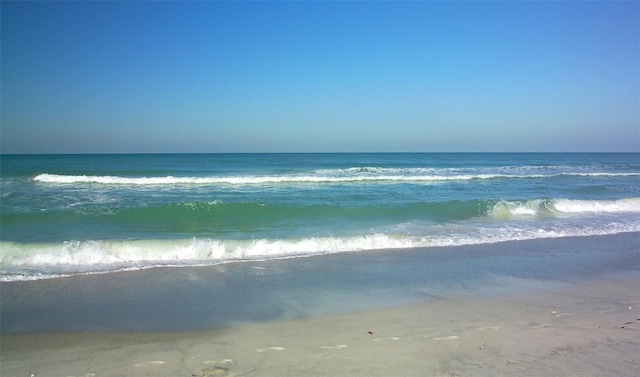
[2,215,639,282]
[487,197,640,219]
[552,198,640,213]
[33,170,640,186]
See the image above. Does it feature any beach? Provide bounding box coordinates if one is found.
[2,233,639,377]
[2,271,638,377]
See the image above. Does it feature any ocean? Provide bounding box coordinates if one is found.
[1,153,639,282]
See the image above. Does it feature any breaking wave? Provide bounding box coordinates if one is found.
[2,198,639,282]
[33,169,640,186]
[487,197,640,218]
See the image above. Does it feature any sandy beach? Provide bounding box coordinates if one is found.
[3,233,640,376]
[2,269,639,377]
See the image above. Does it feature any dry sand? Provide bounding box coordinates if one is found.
[2,273,639,377]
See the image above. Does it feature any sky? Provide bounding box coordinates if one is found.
[1,1,639,154]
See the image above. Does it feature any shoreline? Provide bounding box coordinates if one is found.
[2,229,640,284]
[2,233,640,334]
[2,233,640,376]
[2,270,639,376]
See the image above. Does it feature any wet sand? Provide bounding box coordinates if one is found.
[2,271,639,377]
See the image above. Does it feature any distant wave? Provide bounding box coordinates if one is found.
[487,197,640,218]
[551,197,640,213]
[33,170,640,186]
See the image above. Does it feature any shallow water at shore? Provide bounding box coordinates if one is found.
[2,233,638,335]
[2,265,639,377]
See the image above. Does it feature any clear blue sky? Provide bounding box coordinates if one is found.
[1,1,639,153]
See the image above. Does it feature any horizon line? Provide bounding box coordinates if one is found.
[2,151,639,156]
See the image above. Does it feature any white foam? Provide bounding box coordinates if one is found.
[488,198,640,218]
[488,199,549,218]
[552,198,640,214]
[33,170,640,186]
[32,172,508,185]
[2,216,639,282]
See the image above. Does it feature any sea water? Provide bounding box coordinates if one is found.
[1,153,639,282]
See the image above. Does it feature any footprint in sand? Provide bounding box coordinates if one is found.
[198,366,230,377]
[133,360,166,367]
[373,337,400,342]
[320,344,348,349]
[198,359,233,377]
[256,346,285,353]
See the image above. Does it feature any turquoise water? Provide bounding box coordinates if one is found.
[1,153,639,281]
